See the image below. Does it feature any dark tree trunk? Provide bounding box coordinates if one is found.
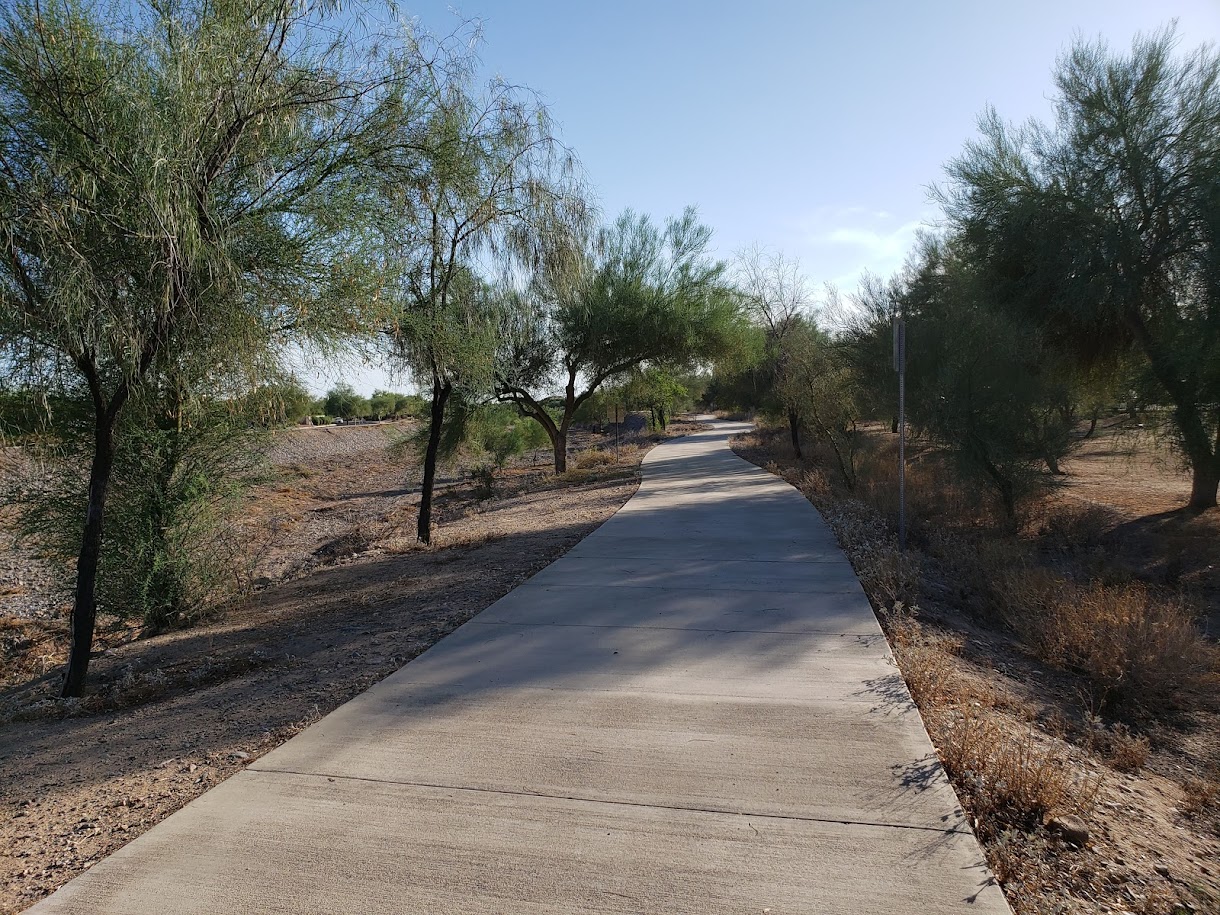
[62,421,116,698]
[417,379,452,545]
[1000,481,1017,522]
[891,416,899,434]
[1187,407,1219,510]
[1189,462,1218,510]
[787,407,802,460]
[1045,453,1063,475]
[1084,408,1099,439]
[553,427,568,473]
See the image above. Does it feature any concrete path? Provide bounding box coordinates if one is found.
[30,422,1010,914]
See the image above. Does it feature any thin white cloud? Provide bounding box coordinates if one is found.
[787,206,935,293]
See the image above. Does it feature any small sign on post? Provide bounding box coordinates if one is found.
[893,316,907,552]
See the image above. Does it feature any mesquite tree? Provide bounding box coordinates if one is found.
[0,0,407,696]
[376,29,584,543]
[941,27,1220,508]
[495,207,743,472]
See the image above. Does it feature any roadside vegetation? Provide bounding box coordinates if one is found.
[713,27,1220,915]
[2,3,1219,913]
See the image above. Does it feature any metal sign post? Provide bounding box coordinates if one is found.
[893,317,907,552]
[614,404,621,458]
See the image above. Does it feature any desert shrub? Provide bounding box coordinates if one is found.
[820,498,921,612]
[573,449,618,470]
[887,618,965,706]
[937,707,1094,839]
[853,434,998,529]
[470,464,496,499]
[1034,502,1121,555]
[1085,721,1150,773]
[999,573,1219,711]
[19,404,264,631]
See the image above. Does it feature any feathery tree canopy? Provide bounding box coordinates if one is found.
[495,207,744,472]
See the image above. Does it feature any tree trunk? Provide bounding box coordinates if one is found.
[1187,407,1219,510]
[417,379,452,545]
[552,427,568,473]
[1084,408,1099,439]
[62,421,116,698]
[1189,462,1218,510]
[787,407,802,460]
[1045,453,1063,475]
[891,416,899,434]
[1000,481,1017,522]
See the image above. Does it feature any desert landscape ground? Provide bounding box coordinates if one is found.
[2,414,1218,914]
[0,418,704,914]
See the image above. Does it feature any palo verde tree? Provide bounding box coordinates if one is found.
[775,312,863,488]
[377,25,584,543]
[495,207,743,472]
[941,26,1220,508]
[896,235,1077,520]
[0,0,409,695]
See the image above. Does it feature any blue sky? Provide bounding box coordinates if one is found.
[310,0,1220,395]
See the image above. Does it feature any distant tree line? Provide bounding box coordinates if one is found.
[709,26,1220,520]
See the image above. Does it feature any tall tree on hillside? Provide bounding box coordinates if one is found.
[0,0,409,695]
[377,28,585,542]
[941,27,1220,508]
[494,207,744,472]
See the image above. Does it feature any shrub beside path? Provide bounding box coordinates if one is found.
[28,420,1009,914]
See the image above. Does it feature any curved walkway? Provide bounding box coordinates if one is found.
[30,422,1010,914]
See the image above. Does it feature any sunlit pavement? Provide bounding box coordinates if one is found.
[29,419,1010,914]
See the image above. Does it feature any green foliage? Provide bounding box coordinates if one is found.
[323,382,369,420]
[238,379,315,427]
[20,395,265,630]
[898,239,1077,519]
[375,27,584,540]
[368,389,421,420]
[495,206,746,470]
[940,26,1220,506]
[777,317,862,488]
[621,366,692,430]
[0,0,418,692]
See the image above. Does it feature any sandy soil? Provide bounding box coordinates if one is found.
[0,418,705,914]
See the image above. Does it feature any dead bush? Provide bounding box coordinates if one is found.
[1179,775,1219,818]
[1001,574,1219,711]
[793,466,831,500]
[936,707,1095,840]
[572,449,618,470]
[1085,721,1150,773]
[855,436,993,527]
[889,623,966,707]
[1035,501,1121,555]
[820,498,921,611]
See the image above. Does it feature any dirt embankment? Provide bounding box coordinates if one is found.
[0,418,706,914]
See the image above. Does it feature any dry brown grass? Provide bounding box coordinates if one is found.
[937,707,1096,837]
[852,432,998,527]
[883,613,1096,842]
[572,447,624,469]
[997,572,1220,712]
